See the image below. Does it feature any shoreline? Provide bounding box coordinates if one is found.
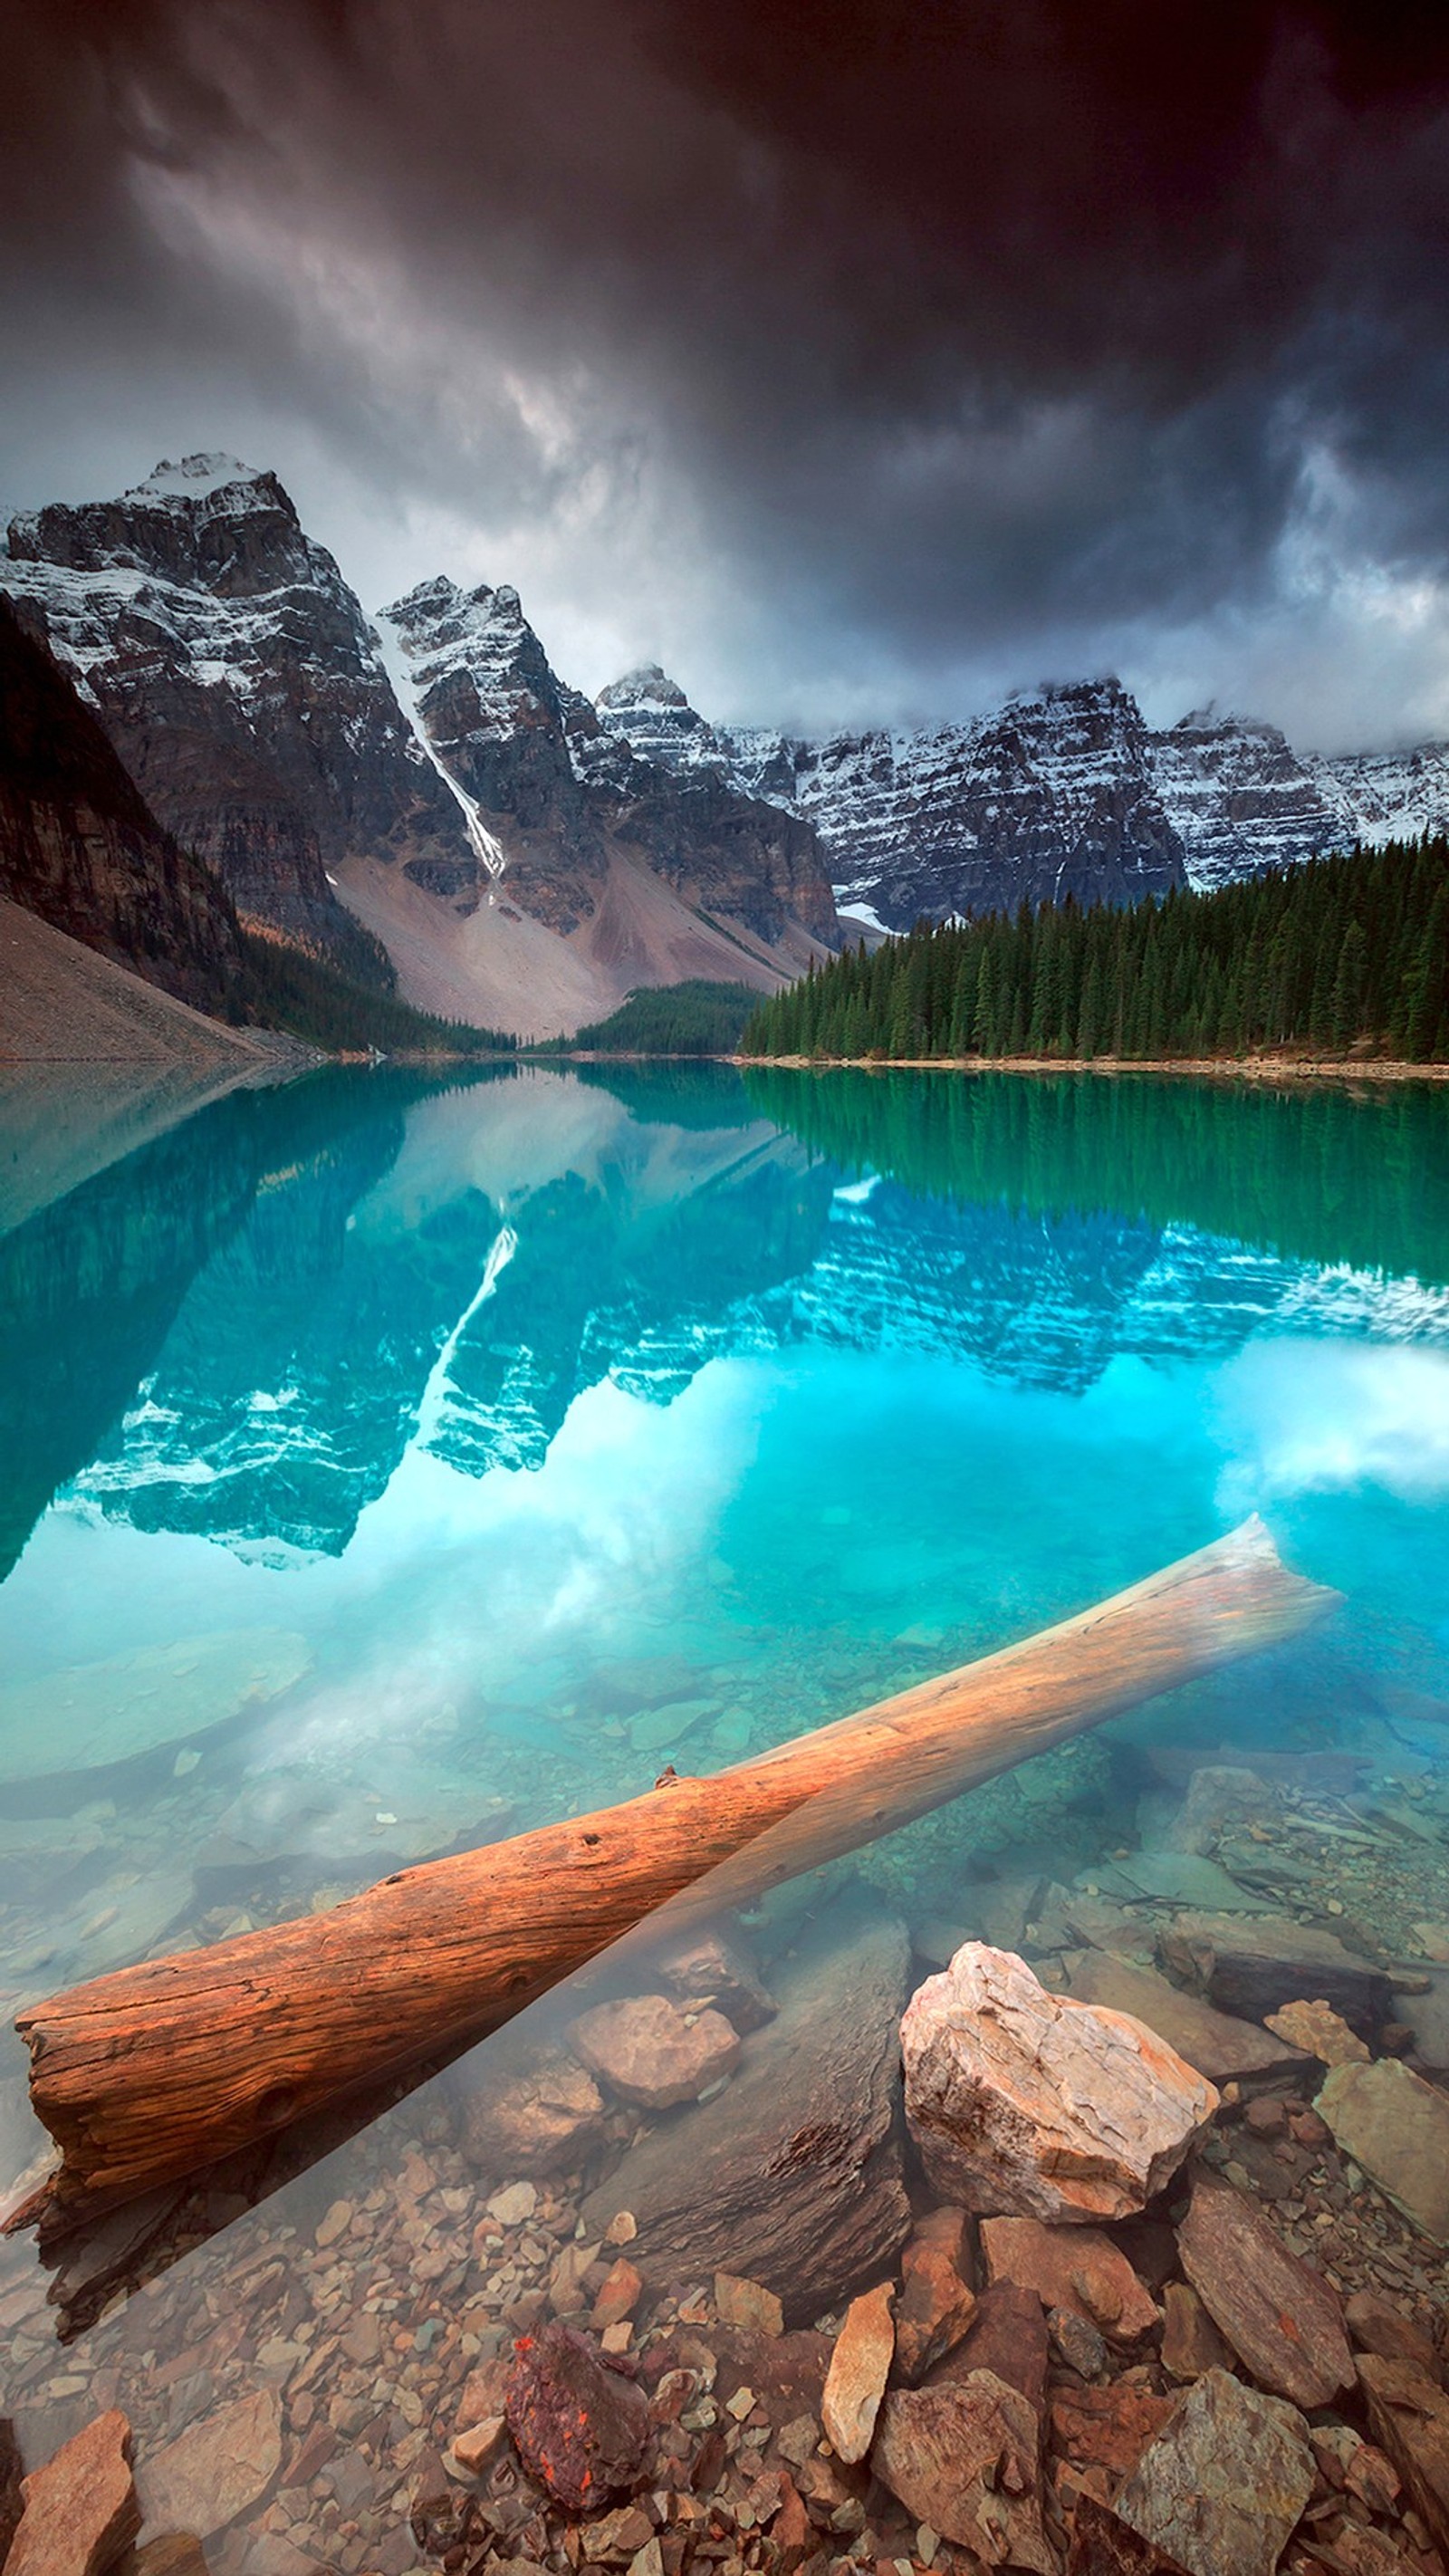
[729,1051,1449,1084]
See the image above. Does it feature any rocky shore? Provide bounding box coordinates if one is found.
[2,1751,1447,2576]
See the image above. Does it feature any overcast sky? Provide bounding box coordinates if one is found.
[5,0,1449,746]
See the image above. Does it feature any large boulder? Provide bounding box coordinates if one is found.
[569,1994,741,2110]
[7,2411,139,2576]
[582,1892,911,2322]
[902,1944,1216,2222]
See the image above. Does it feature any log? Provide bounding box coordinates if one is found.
[17,1515,1333,2221]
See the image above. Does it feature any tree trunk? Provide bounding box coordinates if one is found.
[16,1515,1333,2222]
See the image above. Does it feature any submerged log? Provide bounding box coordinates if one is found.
[17,1515,1332,2222]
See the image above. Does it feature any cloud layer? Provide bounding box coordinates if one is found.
[5,0,1449,741]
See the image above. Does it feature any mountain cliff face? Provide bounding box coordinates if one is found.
[597,666,1449,928]
[379,582,840,948]
[3,458,841,1033]
[2,456,468,987]
[0,595,244,1013]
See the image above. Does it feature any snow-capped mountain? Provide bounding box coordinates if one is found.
[1,455,465,982]
[2,458,841,1030]
[596,664,1449,929]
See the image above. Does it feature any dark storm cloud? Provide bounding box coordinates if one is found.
[5,0,1449,740]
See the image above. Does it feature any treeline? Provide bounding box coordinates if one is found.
[553,980,760,1055]
[236,931,514,1055]
[741,840,1449,1062]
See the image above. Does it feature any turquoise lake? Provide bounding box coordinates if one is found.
[0,1062,1446,2550]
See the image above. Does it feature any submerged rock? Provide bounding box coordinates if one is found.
[582,1893,911,2321]
[456,2043,608,2176]
[1176,2170,1353,2408]
[7,2410,139,2576]
[1157,1913,1393,2037]
[1113,2369,1314,2576]
[569,1994,740,2110]
[1063,1952,1307,2085]
[1357,2353,1449,2556]
[1263,1997,1369,2063]
[979,2216,1157,2346]
[504,2322,649,2512]
[649,1921,777,2033]
[134,2388,282,2542]
[1316,2057,1449,2244]
[820,2281,895,2462]
[872,2372,1053,2571]
[903,1945,1216,2223]
[893,2206,977,2382]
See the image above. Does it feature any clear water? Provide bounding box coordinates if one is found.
[1,1062,1447,2556]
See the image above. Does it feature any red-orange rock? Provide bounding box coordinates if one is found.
[592,2258,644,2330]
[894,2222,976,2383]
[820,2282,895,2463]
[980,2216,1158,2346]
[8,2412,139,2576]
[505,2321,649,2511]
[1049,2379,1176,2486]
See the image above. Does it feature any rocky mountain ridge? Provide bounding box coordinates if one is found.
[0,594,245,1014]
[596,665,1449,930]
[2,457,841,1034]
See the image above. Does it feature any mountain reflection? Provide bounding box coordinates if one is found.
[2,1062,1446,1571]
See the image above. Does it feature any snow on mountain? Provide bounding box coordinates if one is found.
[597,664,1449,926]
[2,456,467,974]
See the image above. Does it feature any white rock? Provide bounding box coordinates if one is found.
[901,1942,1217,2224]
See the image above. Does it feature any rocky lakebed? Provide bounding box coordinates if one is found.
[2,1738,1449,2576]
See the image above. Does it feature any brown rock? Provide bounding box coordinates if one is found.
[1263,1998,1369,2063]
[121,2542,209,2576]
[1162,1766,1274,1856]
[1065,2493,1193,2574]
[650,1923,777,2033]
[570,1996,741,2110]
[592,2260,644,2331]
[980,2216,1158,2345]
[893,2225,976,2383]
[1159,2283,1230,2385]
[871,2372,1054,2571]
[135,2389,282,2542]
[452,2413,510,2475]
[1049,2380,1176,2486]
[8,2411,139,2576]
[1,2419,23,2568]
[1357,2353,1449,2556]
[714,2273,783,2337]
[1332,2530,1417,2575]
[580,2504,655,2562]
[903,1945,1216,2222]
[582,1895,912,2322]
[1344,2292,1444,2384]
[820,2283,895,2464]
[930,2280,1049,2412]
[1316,2058,1449,2244]
[504,2321,649,2512]
[1066,1952,1309,2085]
[1113,2369,1314,2576]
[1176,2170,1353,2410]
[458,2044,608,2176]
[1157,1915,1392,2039]
[772,2475,812,2572]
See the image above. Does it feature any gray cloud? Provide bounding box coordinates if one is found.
[5,0,1449,745]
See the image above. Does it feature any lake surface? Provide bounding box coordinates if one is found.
[1,1062,1447,2563]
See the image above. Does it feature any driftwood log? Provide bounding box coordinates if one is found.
[17,1514,1333,2222]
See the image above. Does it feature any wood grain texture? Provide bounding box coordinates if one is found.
[16,1515,1334,2220]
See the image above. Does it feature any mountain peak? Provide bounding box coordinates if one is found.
[130,454,269,502]
[598,663,692,712]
